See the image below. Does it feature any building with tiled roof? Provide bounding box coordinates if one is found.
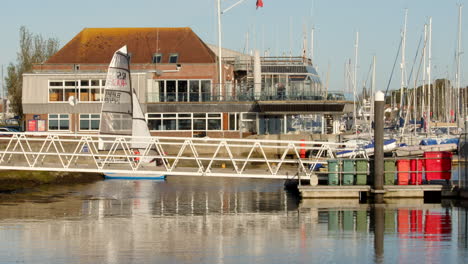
[23,27,350,137]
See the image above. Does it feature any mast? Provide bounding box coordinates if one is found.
[310,26,315,63]
[427,17,432,134]
[399,9,408,123]
[1,65,4,122]
[456,5,463,127]
[370,56,376,132]
[353,31,359,133]
[422,24,427,132]
[216,0,223,100]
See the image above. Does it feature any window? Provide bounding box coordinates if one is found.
[146,113,222,131]
[151,79,212,103]
[169,53,178,63]
[79,114,100,131]
[49,79,104,102]
[48,114,70,131]
[152,53,162,63]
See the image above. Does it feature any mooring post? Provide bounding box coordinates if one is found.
[465,116,468,133]
[373,91,385,201]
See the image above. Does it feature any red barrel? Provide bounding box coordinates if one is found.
[424,151,452,181]
[300,139,306,158]
[409,159,424,185]
[397,159,410,185]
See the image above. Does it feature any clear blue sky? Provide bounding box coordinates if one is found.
[0,0,466,94]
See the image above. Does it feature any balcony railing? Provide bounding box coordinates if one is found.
[146,91,352,103]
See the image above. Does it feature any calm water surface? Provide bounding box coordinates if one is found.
[0,176,467,264]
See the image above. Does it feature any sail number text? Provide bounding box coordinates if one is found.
[105,90,121,104]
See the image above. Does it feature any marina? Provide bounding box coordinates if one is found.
[1,1,468,263]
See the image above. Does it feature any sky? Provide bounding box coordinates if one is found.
[0,0,467,95]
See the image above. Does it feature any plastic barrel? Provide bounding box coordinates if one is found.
[409,159,424,185]
[327,160,339,185]
[355,160,368,185]
[384,160,396,185]
[300,139,306,158]
[424,151,453,181]
[397,159,410,185]
[342,160,355,185]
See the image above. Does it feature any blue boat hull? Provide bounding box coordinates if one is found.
[104,172,166,180]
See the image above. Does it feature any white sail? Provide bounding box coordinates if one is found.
[100,46,132,136]
[131,91,151,150]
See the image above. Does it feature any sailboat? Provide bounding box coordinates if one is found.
[99,46,165,180]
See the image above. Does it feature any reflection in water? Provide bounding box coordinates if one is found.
[0,176,467,263]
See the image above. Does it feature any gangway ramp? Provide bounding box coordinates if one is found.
[0,132,342,180]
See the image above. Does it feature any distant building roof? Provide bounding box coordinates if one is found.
[46,27,216,64]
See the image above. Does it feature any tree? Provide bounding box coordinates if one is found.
[5,26,60,118]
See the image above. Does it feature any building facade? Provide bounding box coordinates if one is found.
[23,27,352,137]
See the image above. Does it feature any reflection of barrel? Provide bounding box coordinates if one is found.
[397,159,410,185]
[424,211,452,241]
[342,211,354,231]
[410,210,423,234]
[342,160,354,185]
[409,159,424,185]
[327,160,339,185]
[398,209,410,235]
[328,211,339,231]
[424,151,452,181]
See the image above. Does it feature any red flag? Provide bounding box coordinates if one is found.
[256,0,263,9]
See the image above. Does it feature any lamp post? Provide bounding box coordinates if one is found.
[216,0,247,101]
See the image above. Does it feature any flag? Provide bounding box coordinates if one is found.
[256,0,263,9]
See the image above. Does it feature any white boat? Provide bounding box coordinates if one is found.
[100,46,166,180]
[336,139,398,158]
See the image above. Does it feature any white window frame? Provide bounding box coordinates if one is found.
[146,112,222,131]
[48,79,104,103]
[79,114,100,131]
[48,114,70,131]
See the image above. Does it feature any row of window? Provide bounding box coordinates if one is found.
[49,80,105,102]
[147,113,222,131]
[44,113,225,132]
[49,79,212,103]
[48,114,100,131]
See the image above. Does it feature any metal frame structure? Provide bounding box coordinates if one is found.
[0,132,353,180]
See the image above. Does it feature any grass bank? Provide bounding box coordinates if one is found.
[0,170,104,192]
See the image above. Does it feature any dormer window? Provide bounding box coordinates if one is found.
[169,53,178,63]
[152,53,162,63]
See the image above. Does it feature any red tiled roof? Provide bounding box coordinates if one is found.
[46,27,216,64]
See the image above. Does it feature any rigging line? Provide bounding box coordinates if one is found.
[363,57,374,93]
[406,33,423,87]
[384,36,403,97]
[400,31,427,137]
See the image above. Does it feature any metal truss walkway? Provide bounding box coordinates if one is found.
[0,132,346,180]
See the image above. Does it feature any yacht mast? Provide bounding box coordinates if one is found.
[456,5,463,127]
[353,31,359,133]
[427,17,432,134]
[399,9,408,123]
[370,56,376,132]
[422,24,427,132]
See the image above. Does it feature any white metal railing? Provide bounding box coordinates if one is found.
[0,132,358,180]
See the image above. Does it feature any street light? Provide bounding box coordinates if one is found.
[217,0,247,101]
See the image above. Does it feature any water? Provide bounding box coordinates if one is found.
[0,176,467,264]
